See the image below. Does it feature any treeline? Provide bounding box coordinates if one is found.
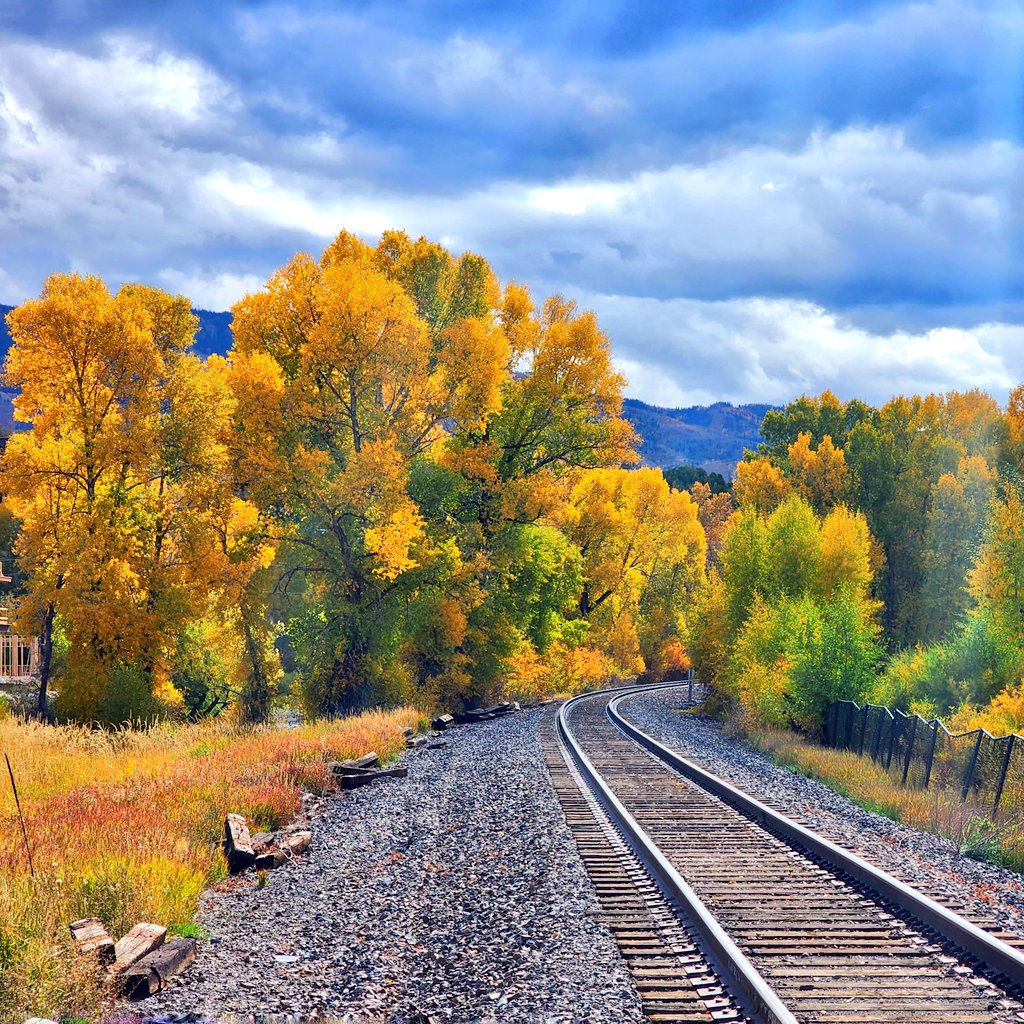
[1,231,706,724]
[688,389,1024,734]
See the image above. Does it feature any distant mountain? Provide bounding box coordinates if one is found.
[190,309,233,357]
[0,305,772,472]
[623,398,773,476]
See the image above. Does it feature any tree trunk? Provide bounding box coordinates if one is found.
[35,600,56,720]
[240,610,272,724]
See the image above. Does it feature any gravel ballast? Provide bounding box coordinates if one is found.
[622,687,1024,940]
[146,708,644,1024]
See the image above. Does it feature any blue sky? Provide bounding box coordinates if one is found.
[1,0,1023,405]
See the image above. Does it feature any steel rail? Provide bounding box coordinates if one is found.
[557,688,798,1024]
[607,682,1024,992]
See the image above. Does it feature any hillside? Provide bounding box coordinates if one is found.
[625,398,771,475]
[0,306,770,469]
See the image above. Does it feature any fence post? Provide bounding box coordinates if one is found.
[858,704,869,755]
[826,702,837,746]
[994,734,1016,813]
[886,713,903,771]
[871,711,885,761]
[845,702,857,750]
[921,721,939,789]
[961,731,984,802]
[687,668,693,704]
[901,716,919,785]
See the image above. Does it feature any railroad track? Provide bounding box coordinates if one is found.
[547,682,1024,1024]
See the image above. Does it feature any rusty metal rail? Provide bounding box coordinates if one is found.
[555,682,1024,1024]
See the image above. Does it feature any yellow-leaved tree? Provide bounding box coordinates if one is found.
[3,275,265,721]
[560,467,705,679]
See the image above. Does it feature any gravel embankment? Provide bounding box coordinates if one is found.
[622,688,1024,938]
[147,708,643,1024]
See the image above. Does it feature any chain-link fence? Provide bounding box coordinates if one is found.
[824,699,1023,813]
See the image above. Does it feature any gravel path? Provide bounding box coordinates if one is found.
[146,708,643,1024]
[622,687,1024,939]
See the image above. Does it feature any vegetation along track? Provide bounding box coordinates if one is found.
[549,682,1024,1024]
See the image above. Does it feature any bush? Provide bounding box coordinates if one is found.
[95,663,168,727]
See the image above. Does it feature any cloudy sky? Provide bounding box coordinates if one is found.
[1,1,1023,407]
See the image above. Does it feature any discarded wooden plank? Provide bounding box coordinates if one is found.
[224,813,255,874]
[113,922,167,971]
[122,937,197,999]
[431,713,454,731]
[483,701,515,716]
[328,752,379,776]
[452,708,494,724]
[401,726,414,737]
[250,831,275,854]
[338,766,408,790]
[427,740,448,750]
[69,917,115,964]
[406,736,428,749]
[255,829,313,869]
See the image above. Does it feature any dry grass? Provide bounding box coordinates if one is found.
[0,707,425,1023]
[747,727,1024,871]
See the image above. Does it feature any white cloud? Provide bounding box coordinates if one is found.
[593,293,1023,407]
[1,26,1023,411]
[157,269,266,311]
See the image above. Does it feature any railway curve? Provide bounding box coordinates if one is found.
[552,682,1024,1024]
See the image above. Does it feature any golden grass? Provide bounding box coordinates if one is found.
[0,707,425,1023]
[746,727,1024,872]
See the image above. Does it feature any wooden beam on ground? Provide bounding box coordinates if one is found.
[224,813,256,874]
[328,752,379,776]
[113,922,167,971]
[337,766,408,789]
[121,937,197,999]
[69,917,115,965]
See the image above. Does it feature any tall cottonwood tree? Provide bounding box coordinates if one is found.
[232,231,647,712]
[3,275,262,720]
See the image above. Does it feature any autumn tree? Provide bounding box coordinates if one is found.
[3,275,262,721]
[733,457,791,513]
[787,432,849,512]
[690,481,735,569]
[561,467,705,678]
[231,231,643,712]
[697,492,879,728]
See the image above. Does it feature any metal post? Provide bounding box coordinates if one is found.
[961,731,984,801]
[994,734,1016,813]
[858,704,869,755]
[845,702,857,750]
[921,721,939,789]
[871,710,885,761]
[886,713,902,771]
[901,716,919,786]
[687,668,693,704]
